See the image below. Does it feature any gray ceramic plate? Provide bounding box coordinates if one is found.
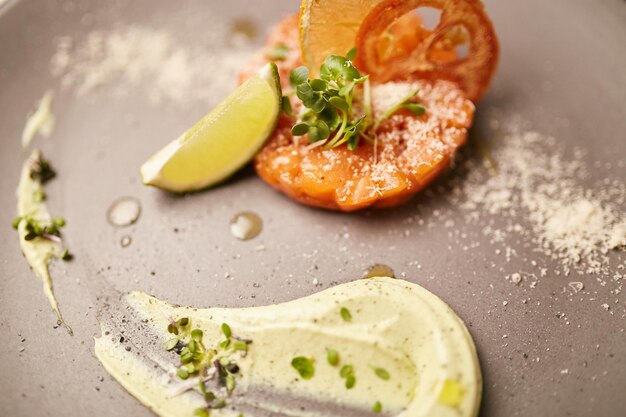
[1,0,625,416]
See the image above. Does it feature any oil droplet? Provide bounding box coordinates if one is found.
[120,235,132,248]
[230,212,262,241]
[363,264,396,279]
[107,197,141,227]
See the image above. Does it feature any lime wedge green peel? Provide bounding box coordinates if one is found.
[140,62,282,192]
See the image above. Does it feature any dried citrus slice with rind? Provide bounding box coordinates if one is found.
[355,0,499,102]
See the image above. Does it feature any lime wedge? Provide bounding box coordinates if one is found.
[140,62,282,192]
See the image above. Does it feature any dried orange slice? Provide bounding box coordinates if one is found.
[355,0,499,102]
[299,0,386,75]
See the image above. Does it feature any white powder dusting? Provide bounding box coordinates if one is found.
[451,124,625,284]
[50,25,253,106]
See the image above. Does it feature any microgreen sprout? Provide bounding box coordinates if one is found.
[340,307,352,322]
[288,49,370,150]
[372,366,390,380]
[165,319,250,415]
[327,348,340,367]
[374,86,425,130]
[13,215,68,246]
[373,401,383,413]
[287,48,427,152]
[291,356,315,380]
[339,364,356,389]
[29,155,56,183]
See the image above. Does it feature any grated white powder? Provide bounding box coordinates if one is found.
[50,25,253,106]
[448,123,625,290]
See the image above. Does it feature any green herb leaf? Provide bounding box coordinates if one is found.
[60,249,73,261]
[340,307,352,322]
[309,79,327,92]
[222,323,232,338]
[226,374,236,393]
[176,367,189,380]
[163,338,179,351]
[327,349,340,367]
[268,43,289,61]
[373,367,390,380]
[178,317,190,327]
[402,102,426,116]
[373,401,383,413]
[291,356,315,380]
[329,96,349,112]
[191,329,203,342]
[193,408,209,417]
[339,364,354,378]
[167,323,179,335]
[291,123,310,136]
[345,374,356,389]
[52,217,66,227]
[296,83,314,103]
[290,66,310,86]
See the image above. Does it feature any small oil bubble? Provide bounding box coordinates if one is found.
[363,264,396,279]
[230,211,263,241]
[120,235,132,248]
[107,197,141,227]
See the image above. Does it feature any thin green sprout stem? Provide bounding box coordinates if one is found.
[374,86,421,130]
[324,112,348,149]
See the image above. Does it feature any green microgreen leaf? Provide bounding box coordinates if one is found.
[52,217,66,227]
[327,349,339,367]
[226,374,236,393]
[291,356,315,380]
[191,329,203,342]
[309,94,327,113]
[177,367,189,380]
[315,120,330,139]
[290,66,310,86]
[309,79,327,91]
[402,102,426,116]
[373,367,390,380]
[375,86,426,129]
[289,50,372,151]
[296,83,314,103]
[167,323,179,335]
[178,317,190,327]
[373,401,383,413]
[193,408,209,417]
[60,249,73,261]
[204,391,215,402]
[163,338,179,351]
[291,123,310,136]
[345,374,356,389]
[340,307,352,322]
[329,96,349,112]
[340,364,353,378]
[222,323,232,338]
[268,43,289,61]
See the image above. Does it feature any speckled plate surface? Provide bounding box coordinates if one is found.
[1,0,625,416]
